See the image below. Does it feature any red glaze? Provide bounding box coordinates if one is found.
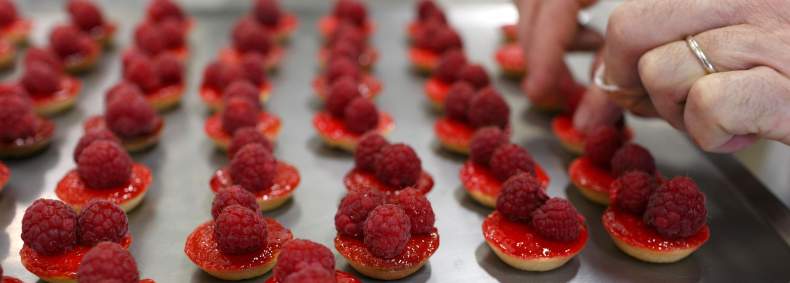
[144,83,184,105]
[0,162,9,190]
[199,81,272,109]
[602,207,709,252]
[83,115,164,143]
[433,117,476,151]
[424,77,450,106]
[569,157,613,196]
[184,219,293,274]
[408,47,439,71]
[335,232,439,271]
[500,24,517,42]
[139,279,156,283]
[0,19,31,43]
[313,75,381,100]
[218,46,284,71]
[20,235,132,281]
[494,43,525,75]
[209,161,300,202]
[312,111,394,144]
[552,116,633,152]
[483,211,587,259]
[264,270,360,283]
[27,76,81,109]
[317,46,379,70]
[55,164,151,208]
[343,168,434,195]
[460,160,550,198]
[1,276,23,283]
[318,16,374,39]
[262,13,299,40]
[0,116,54,155]
[204,111,282,142]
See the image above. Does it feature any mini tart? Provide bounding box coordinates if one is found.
[2,276,24,283]
[551,116,633,155]
[344,168,434,196]
[483,211,587,272]
[312,74,381,101]
[83,115,165,153]
[568,157,614,205]
[335,232,439,280]
[602,207,709,263]
[0,162,8,191]
[218,46,284,72]
[55,164,152,212]
[317,16,375,40]
[317,46,379,71]
[20,235,132,283]
[203,111,282,150]
[312,111,394,152]
[185,218,293,281]
[28,76,82,116]
[408,47,439,75]
[0,18,32,45]
[265,13,299,43]
[460,161,550,208]
[494,43,525,79]
[423,77,451,110]
[0,39,15,70]
[83,22,118,48]
[144,83,185,112]
[434,117,509,154]
[209,161,300,211]
[0,116,54,158]
[59,44,101,74]
[500,24,517,43]
[199,81,272,112]
[264,270,360,283]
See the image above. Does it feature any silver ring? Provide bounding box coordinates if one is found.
[685,35,717,74]
[593,63,621,93]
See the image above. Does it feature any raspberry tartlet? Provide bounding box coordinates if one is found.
[406,0,446,42]
[313,57,382,100]
[66,0,117,47]
[185,203,293,280]
[122,52,185,111]
[0,89,55,158]
[435,86,507,153]
[78,241,156,283]
[494,43,525,79]
[210,144,300,211]
[483,175,587,271]
[410,20,462,74]
[345,136,434,195]
[200,59,273,111]
[204,97,281,150]
[0,38,14,70]
[319,0,375,40]
[319,23,378,71]
[86,88,164,152]
[48,24,101,73]
[335,189,440,280]
[265,239,361,283]
[129,20,189,61]
[218,18,283,72]
[20,199,133,282]
[604,175,709,263]
[251,0,299,43]
[0,0,30,45]
[20,52,82,116]
[313,92,393,152]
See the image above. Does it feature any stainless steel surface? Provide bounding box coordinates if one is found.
[2,1,789,282]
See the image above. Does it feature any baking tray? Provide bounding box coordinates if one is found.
[2,0,789,282]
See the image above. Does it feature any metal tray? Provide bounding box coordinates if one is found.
[2,1,789,282]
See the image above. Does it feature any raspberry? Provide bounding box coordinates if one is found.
[154,53,183,86]
[77,200,128,246]
[160,19,186,49]
[612,171,657,215]
[413,19,443,51]
[327,22,365,49]
[644,177,707,239]
[467,88,509,129]
[253,0,282,27]
[354,133,389,172]
[434,49,466,84]
[530,198,581,242]
[134,21,167,56]
[21,199,78,255]
[335,190,385,238]
[0,91,36,143]
[77,242,139,283]
[458,64,490,90]
[282,264,335,283]
[233,18,272,55]
[214,204,267,255]
[49,25,91,58]
[417,0,444,22]
[583,126,623,168]
[333,0,367,27]
[240,53,268,86]
[443,81,475,122]
[230,143,277,193]
[374,144,422,189]
[390,188,435,234]
[274,239,335,281]
[469,127,508,166]
[325,76,361,118]
[496,173,548,221]
[105,82,142,105]
[222,97,259,134]
[223,81,261,110]
[326,57,361,84]
[0,0,18,27]
[24,47,63,72]
[147,0,185,23]
[228,127,273,159]
[328,40,361,62]
[67,0,104,32]
[490,144,535,181]
[611,144,656,177]
[363,204,411,259]
[431,25,462,53]
[204,61,244,91]
[106,91,159,139]
[123,54,160,93]
[73,129,119,162]
[77,140,133,189]
[343,97,379,134]
[20,62,60,96]
[211,185,260,219]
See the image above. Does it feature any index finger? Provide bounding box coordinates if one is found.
[524,0,580,101]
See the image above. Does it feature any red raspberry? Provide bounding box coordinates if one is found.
[458,64,490,90]
[327,22,365,49]
[469,127,509,166]
[203,61,244,91]
[326,57,361,84]
[443,81,475,122]
[583,126,623,168]
[530,198,582,242]
[496,173,548,221]
[160,19,186,49]
[413,18,443,51]
[21,62,60,96]
[105,81,142,105]
[417,0,444,22]
[644,177,707,239]
[363,204,411,259]
[253,0,282,27]
[611,143,656,177]
[228,127,273,159]
[223,81,261,110]
[77,140,133,189]
[274,239,335,280]
[214,204,268,255]
[233,18,272,55]
[0,90,36,143]
[0,0,18,27]
[467,88,509,129]
[123,54,160,93]
[24,47,63,72]
[230,143,277,192]
[434,49,467,84]
[67,0,104,32]
[390,188,435,234]
[374,144,422,189]
[77,200,128,246]
[21,199,78,255]
[354,133,389,172]
[335,190,385,238]
[222,97,259,134]
[73,129,120,162]
[611,171,657,215]
[147,0,185,23]
[432,26,462,53]
[282,264,335,283]
[490,144,535,181]
[106,91,159,139]
[211,185,260,219]
[327,41,361,64]
[333,0,367,27]
[343,97,379,134]
[154,53,183,86]
[326,76,361,118]
[134,21,167,56]
[49,25,92,58]
[240,53,268,86]
[77,242,139,283]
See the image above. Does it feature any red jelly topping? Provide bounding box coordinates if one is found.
[318,16,374,39]
[500,24,517,42]
[55,164,151,208]
[27,76,81,109]
[483,211,586,259]
[218,47,284,71]
[0,116,54,154]
[312,111,394,144]
[602,207,709,252]
[569,157,613,195]
[204,111,282,143]
[313,75,381,100]
[552,116,633,151]
[424,77,450,106]
[264,270,360,283]
[344,168,434,195]
[209,161,300,202]
[199,82,271,109]
[144,84,184,104]
[2,276,24,283]
[184,218,292,273]
[433,117,475,150]
[494,43,525,74]
[139,279,156,283]
[335,232,439,270]
[0,162,8,189]
[460,161,549,198]
[408,47,439,71]
[20,235,132,280]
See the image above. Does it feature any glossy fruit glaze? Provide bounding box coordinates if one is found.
[204,111,282,141]
[433,117,478,151]
[0,162,9,190]
[460,160,550,198]
[1,276,23,283]
[199,81,271,109]
[56,164,151,208]
[218,46,284,71]
[144,83,184,105]
[424,77,450,106]
[483,211,587,259]
[494,43,525,74]
[408,47,439,71]
[569,157,613,195]
[312,111,394,144]
[20,235,132,280]
[335,232,439,270]
[602,207,709,251]
[343,168,434,195]
[312,74,381,100]
[318,16,374,39]
[264,270,360,283]
[0,116,54,152]
[27,76,81,108]
[210,161,300,200]
[83,115,164,142]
